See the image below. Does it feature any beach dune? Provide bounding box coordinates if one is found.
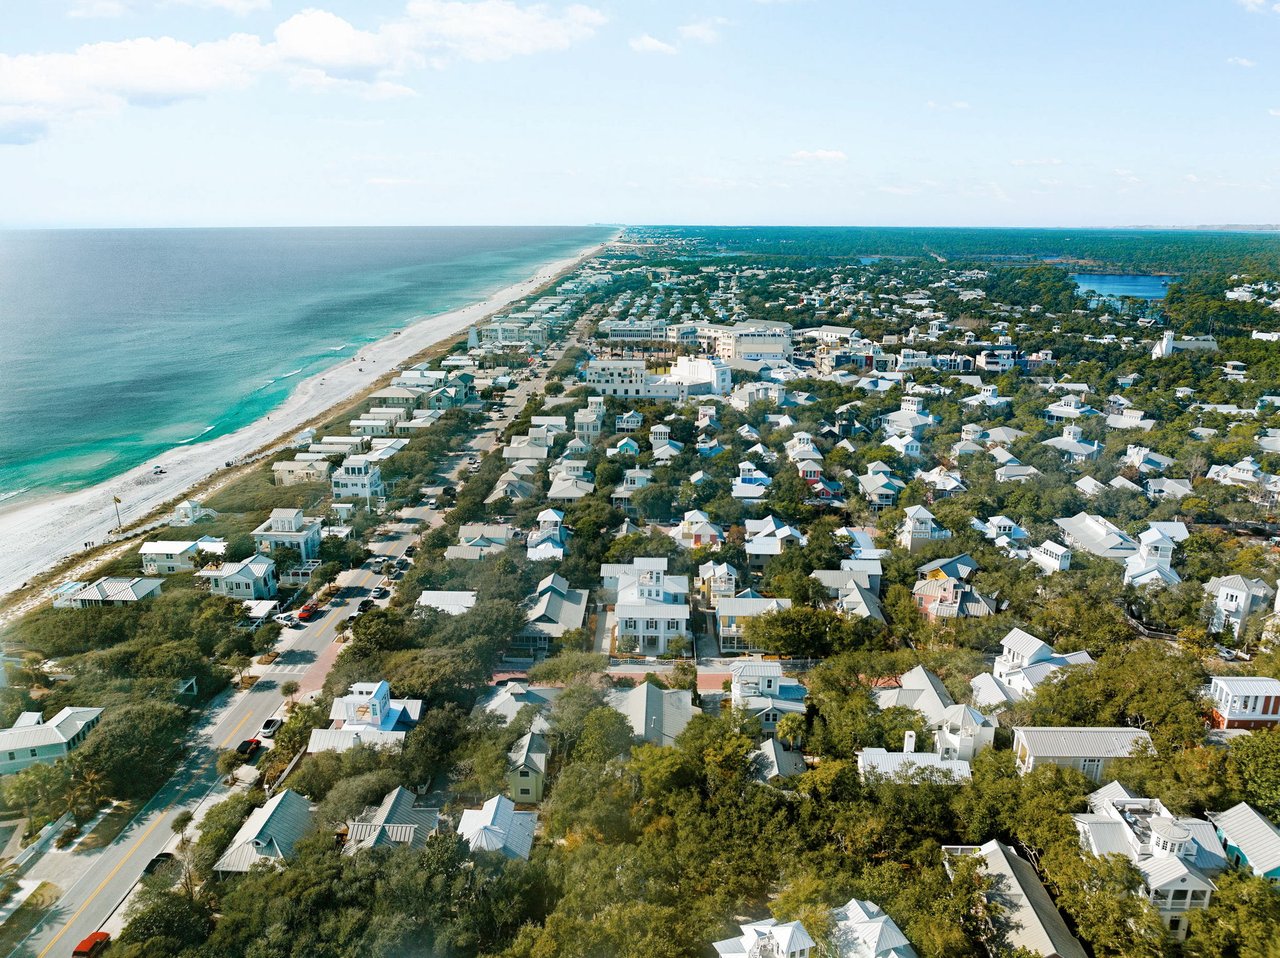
[0,240,607,608]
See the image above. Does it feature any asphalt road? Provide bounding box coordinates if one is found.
[10,328,584,957]
[10,518,424,958]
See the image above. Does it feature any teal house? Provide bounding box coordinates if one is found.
[1208,803,1280,882]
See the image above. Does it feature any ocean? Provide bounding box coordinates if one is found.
[0,226,612,503]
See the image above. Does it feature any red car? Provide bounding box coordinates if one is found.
[296,603,318,622]
[73,932,111,957]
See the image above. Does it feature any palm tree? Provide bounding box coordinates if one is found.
[776,713,806,751]
[73,768,106,815]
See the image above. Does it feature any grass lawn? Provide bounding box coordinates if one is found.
[76,801,139,852]
[0,882,60,955]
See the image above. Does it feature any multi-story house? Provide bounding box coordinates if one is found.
[897,504,952,554]
[1203,575,1274,637]
[1074,781,1224,941]
[612,564,691,655]
[252,508,323,561]
[1207,676,1280,730]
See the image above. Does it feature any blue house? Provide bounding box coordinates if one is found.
[1209,803,1280,882]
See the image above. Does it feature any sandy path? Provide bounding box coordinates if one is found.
[0,238,610,608]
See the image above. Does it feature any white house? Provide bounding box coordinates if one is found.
[876,665,994,761]
[971,628,1094,709]
[197,554,278,600]
[139,536,225,575]
[729,660,807,734]
[56,576,164,608]
[331,455,385,502]
[1203,575,1274,637]
[1013,727,1152,782]
[308,681,423,753]
[253,508,323,561]
[612,564,691,655]
[1074,781,1224,940]
[715,594,792,654]
[1207,676,1280,730]
[897,505,951,554]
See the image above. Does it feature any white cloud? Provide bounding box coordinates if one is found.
[789,148,846,163]
[926,99,972,111]
[68,0,130,17]
[1010,157,1063,167]
[274,9,396,75]
[1113,168,1142,185]
[877,184,919,195]
[366,176,425,186]
[1227,56,1256,67]
[172,0,272,14]
[396,1,607,64]
[1,1,606,143]
[1270,108,1280,116]
[678,18,728,44]
[629,33,677,55]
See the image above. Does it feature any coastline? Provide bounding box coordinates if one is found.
[0,235,613,609]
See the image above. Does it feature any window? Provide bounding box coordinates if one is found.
[29,749,37,758]
[6,752,13,762]
[645,619,658,632]
[1171,889,1188,905]
[519,788,530,796]
[1168,918,1181,933]
[519,770,529,778]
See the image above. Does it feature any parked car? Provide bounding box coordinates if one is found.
[404,544,417,557]
[358,598,375,612]
[73,933,111,958]
[372,586,389,599]
[257,718,283,739]
[427,498,438,509]
[143,852,176,875]
[236,738,262,759]
[296,603,318,622]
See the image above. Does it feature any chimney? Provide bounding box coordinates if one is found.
[903,731,917,754]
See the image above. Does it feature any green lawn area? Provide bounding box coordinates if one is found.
[0,882,59,955]
[76,801,138,852]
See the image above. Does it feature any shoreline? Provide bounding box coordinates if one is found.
[0,235,613,609]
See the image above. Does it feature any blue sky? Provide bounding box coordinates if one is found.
[1,0,1278,228]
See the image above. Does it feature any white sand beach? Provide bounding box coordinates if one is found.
[0,239,610,608]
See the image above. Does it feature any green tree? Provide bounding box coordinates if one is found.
[576,707,634,765]
[1228,728,1280,819]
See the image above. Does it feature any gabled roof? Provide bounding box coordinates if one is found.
[345,786,439,854]
[1209,803,1280,874]
[215,790,313,873]
[606,682,697,746]
[973,841,1087,958]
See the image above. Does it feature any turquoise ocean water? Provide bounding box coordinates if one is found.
[0,226,612,503]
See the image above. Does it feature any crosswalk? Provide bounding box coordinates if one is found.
[267,662,309,675]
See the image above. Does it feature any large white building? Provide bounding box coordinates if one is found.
[612,563,691,655]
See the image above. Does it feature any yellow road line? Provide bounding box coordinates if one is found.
[37,790,175,958]
[218,707,256,750]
